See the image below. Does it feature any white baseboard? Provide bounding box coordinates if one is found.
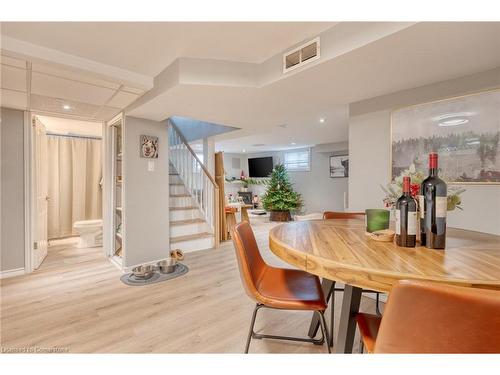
[0,267,25,279]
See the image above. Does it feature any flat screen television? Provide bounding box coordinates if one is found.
[248,157,273,178]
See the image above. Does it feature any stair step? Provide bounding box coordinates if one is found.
[170,206,198,211]
[169,173,179,175]
[170,218,205,226]
[170,193,191,198]
[170,232,213,244]
[169,183,184,186]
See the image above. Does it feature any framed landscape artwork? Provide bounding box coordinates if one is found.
[391,89,500,184]
[330,155,349,178]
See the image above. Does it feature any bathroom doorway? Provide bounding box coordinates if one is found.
[30,114,105,270]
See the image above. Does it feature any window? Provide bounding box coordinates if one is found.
[284,149,310,171]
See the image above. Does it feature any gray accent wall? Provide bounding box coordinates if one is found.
[349,67,500,235]
[1,108,25,271]
[236,142,349,214]
[123,116,170,267]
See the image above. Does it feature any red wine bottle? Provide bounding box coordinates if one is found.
[395,176,417,247]
[419,153,447,249]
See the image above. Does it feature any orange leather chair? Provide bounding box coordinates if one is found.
[357,280,500,353]
[231,221,331,353]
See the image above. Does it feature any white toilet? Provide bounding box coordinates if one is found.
[73,219,103,248]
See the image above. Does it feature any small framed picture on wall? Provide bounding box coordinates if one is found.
[140,135,158,158]
[330,155,349,178]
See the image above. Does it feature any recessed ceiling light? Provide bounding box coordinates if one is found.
[63,104,71,110]
[319,118,325,123]
[291,142,296,145]
[242,149,246,153]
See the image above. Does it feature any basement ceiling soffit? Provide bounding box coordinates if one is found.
[125,22,415,114]
[1,35,154,90]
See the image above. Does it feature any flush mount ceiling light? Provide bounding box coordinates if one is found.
[242,149,246,153]
[439,118,469,127]
[319,118,325,123]
[291,142,297,145]
[433,112,474,127]
[63,104,71,110]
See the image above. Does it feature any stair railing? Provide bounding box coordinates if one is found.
[167,120,220,247]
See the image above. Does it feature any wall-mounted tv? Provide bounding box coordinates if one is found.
[248,157,273,178]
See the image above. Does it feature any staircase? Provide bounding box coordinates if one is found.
[168,121,220,253]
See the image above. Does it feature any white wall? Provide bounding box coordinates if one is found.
[349,67,500,235]
[237,142,349,214]
[0,108,25,271]
[123,116,170,267]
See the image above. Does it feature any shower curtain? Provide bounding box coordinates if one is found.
[47,135,102,239]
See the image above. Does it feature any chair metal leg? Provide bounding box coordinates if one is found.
[245,303,261,353]
[317,311,332,354]
[359,339,365,354]
[245,304,330,353]
[329,288,335,347]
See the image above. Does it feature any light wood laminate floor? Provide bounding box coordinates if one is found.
[1,219,380,353]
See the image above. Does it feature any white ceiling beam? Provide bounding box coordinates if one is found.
[1,36,154,90]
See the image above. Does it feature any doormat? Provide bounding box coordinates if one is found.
[120,263,189,286]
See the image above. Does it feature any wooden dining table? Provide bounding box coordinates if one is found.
[268,219,500,353]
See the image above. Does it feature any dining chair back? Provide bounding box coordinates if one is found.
[373,280,500,353]
[231,220,267,301]
[323,211,365,220]
[231,221,331,353]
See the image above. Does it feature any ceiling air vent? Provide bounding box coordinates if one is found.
[283,37,320,74]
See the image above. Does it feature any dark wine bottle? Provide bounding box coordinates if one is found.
[395,176,417,247]
[419,153,447,249]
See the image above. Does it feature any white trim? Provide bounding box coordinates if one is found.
[24,110,33,273]
[0,268,25,279]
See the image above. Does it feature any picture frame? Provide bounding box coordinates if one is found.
[330,155,349,178]
[390,89,500,184]
[140,135,158,158]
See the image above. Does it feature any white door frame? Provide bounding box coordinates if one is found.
[24,111,107,274]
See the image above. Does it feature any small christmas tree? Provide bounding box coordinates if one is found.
[261,164,302,221]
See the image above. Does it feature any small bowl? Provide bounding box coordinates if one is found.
[131,265,156,279]
[157,258,177,274]
[365,229,395,242]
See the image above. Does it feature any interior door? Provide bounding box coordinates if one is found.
[33,116,48,269]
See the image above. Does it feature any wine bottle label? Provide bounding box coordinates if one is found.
[408,211,417,235]
[436,196,447,218]
[395,209,401,235]
[418,195,425,218]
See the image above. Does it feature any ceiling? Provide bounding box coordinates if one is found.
[129,22,500,152]
[1,22,499,152]
[1,53,145,120]
[1,22,335,76]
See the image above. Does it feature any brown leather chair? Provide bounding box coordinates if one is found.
[357,280,500,353]
[231,221,331,353]
[323,211,365,220]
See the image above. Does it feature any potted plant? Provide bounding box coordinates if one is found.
[261,164,303,221]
